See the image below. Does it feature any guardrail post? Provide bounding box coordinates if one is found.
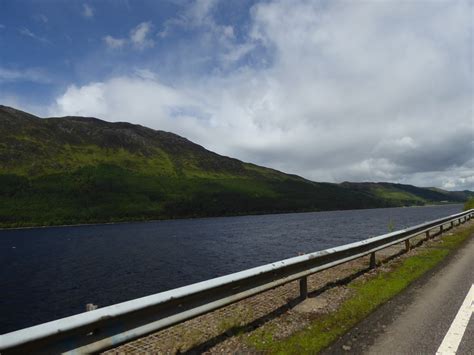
[405,239,411,252]
[299,276,308,299]
[440,224,444,234]
[425,230,430,240]
[85,304,99,336]
[86,303,98,312]
[369,252,376,269]
[450,221,454,229]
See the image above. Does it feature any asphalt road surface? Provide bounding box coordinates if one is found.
[323,231,474,355]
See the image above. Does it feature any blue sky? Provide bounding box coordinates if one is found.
[0,0,473,190]
[0,0,261,106]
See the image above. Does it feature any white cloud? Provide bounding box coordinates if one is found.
[222,25,234,39]
[133,68,159,80]
[103,35,126,49]
[130,22,154,49]
[157,1,253,68]
[82,4,94,19]
[53,76,189,126]
[220,43,254,66]
[158,0,230,40]
[0,67,51,83]
[104,22,154,50]
[19,27,50,44]
[158,0,218,35]
[55,83,107,117]
[51,0,474,190]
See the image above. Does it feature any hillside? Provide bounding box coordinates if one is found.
[0,105,468,228]
[340,182,467,207]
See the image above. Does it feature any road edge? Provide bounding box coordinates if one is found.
[320,225,474,354]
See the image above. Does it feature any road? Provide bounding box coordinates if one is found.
[323,231,474,355]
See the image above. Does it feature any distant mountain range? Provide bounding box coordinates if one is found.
[0,105,471,228]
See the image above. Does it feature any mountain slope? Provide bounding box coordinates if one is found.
[0,105,467,228]
[340,182,467,206]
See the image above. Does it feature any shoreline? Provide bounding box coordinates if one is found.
[0,202,463,231]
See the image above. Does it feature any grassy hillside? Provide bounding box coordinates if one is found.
[465,198,474,211]
[340,182,466,207]
[0,105,468,228]
[429,187,474,202]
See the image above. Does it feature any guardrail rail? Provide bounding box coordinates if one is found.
[1,208,473,354]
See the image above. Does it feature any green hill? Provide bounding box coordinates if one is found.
[0,105,468,228]
[340,182,467,207]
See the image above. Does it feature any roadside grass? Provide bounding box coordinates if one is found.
[465,198,474,211]
[247,224,474,354]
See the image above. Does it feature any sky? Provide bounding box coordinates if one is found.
[0,0,473,190]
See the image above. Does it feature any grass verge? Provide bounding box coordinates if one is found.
[247,224,474,354]
[465,198,474,211]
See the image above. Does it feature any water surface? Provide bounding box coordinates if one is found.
[0,204,462,333]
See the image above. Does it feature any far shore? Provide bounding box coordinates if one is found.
[0,203,463,231]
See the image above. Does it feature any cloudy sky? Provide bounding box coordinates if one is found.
[0,0,473,190]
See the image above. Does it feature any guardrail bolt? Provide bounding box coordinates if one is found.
[299,276,308,299]
[369,252,376,269]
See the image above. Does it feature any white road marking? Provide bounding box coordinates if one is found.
[436,284,474,354]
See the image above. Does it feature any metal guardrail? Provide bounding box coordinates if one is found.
[1,209,473,354]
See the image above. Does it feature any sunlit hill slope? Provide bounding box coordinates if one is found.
[0,105,468,228]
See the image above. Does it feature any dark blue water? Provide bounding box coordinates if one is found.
[0,204,462,333]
